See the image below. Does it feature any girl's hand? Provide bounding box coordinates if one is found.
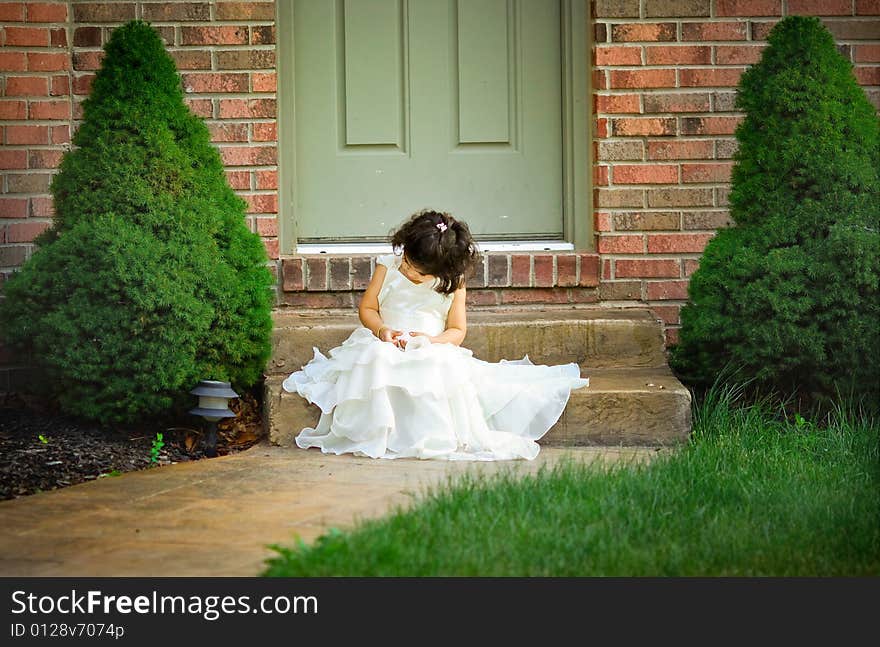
[400,331,432,349]
[377,326,403,346]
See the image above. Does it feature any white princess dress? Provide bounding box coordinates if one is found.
[282,254,590,461]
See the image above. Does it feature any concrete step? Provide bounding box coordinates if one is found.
[263,365,691,448]
[267,306,668,375]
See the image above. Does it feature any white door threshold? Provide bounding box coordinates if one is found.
[295,241,575,254]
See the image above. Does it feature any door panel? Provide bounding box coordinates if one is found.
[342,0,405,147]
[456,0,510,143]
[292,0,562,241]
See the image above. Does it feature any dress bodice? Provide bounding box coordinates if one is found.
[376,254,454,337]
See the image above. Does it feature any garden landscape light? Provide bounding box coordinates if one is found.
[188,380,239,458]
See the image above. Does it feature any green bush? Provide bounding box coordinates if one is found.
[671,16,880,409]
[0,20,274,424]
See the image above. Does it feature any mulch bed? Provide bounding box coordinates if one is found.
[0,387,266,500]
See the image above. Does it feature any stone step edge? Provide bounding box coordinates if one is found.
[262,366,690,397]
[271,305,663,328]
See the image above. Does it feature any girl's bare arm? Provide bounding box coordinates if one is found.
[358,265,401,342]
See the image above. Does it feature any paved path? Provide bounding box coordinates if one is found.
[0,442,660,577]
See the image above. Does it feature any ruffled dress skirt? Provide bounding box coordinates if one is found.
[283,328,590,461]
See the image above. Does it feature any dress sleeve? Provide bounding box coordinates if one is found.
[376,253,399,269]
[375,254,398,307]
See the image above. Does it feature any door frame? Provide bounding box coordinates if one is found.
[276,0,592,253]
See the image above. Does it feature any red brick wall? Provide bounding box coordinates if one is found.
[279,252,601,309]
[0,0,69,275]
[593,0,880,345]
[0,0,279,285]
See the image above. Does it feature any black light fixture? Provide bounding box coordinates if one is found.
[188,380,239,457]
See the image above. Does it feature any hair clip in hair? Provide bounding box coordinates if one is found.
[436,222,448,233]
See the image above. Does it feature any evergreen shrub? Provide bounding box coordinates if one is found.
[0,20,274,424]
[671,16,880,408]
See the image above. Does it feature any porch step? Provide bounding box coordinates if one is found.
[263,365,691,448]
[262,306,692,448]
[266,306,668,375]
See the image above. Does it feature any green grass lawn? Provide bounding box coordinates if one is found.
[262,385,879,576]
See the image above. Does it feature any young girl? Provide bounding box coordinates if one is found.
[282,209,590,461]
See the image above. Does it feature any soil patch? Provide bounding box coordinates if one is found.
[0,388,265,500]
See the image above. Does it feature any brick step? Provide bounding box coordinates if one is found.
[267,306,669,375]
[263,365,691,448]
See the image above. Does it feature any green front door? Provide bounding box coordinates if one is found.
[290,0,563,242]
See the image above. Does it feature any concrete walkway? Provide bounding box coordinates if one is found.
[0,442,660,577]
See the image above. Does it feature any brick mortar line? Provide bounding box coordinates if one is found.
[602,251,711,256]
[1,219,53,228]
[598,122,738,128]
[599,134,738,137]
[602,234,720,240]
[68,45,277,50]
[608,255,693,261]
[610,182,732,186]
[595,16,868,22]
[598,207,728,211]
[603,159,735,163]
[598,62,878,69]
[599,64,757,69]
[176,47,277,51]
[210,142,276,146]
[92,92,281,98]
[0,41,67,47]
[140,22,276,25]
[593,42,880,46]
[0,120,73,125]
[593,40,768,48]
[178,70,278,74]
[595,89,739,93]
[597,42,769,47]
[222,164,277,169]
[596,110,738,114]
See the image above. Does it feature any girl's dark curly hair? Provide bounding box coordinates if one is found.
[390,208,480,295]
